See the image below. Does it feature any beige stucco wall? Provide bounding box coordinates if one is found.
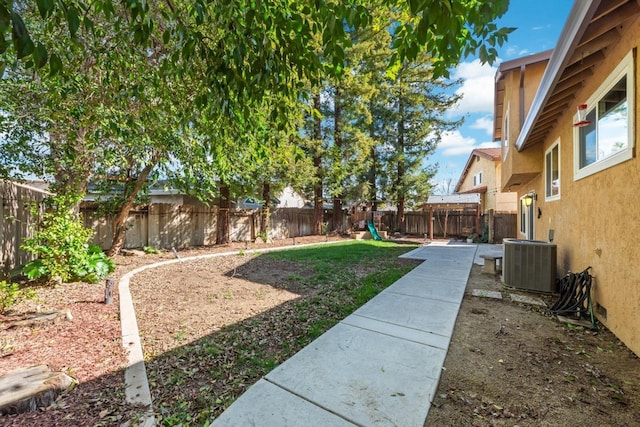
[501,64,548,189]
[494,162,517,212]
[513,19,640,356]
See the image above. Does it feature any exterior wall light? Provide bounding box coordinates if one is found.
[523,192,536,207]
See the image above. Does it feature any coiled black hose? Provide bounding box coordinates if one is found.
[550,266,596,329]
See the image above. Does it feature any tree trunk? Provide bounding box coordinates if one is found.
[395,97,406,233]
[332,86,343,232]
[312,93,324,235]
[368,135,378,211]
[260,182,271,239]
[50,129,93,212]
[107,159,157,256]
[216,183,230,245]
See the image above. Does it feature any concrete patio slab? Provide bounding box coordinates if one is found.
[509,293,547,307]
[471,289,503,299]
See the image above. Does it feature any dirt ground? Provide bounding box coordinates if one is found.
[1,237,639,426]
[426,264,640,426]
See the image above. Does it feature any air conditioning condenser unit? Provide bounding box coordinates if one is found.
[503,239,557,293]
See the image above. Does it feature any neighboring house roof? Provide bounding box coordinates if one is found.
[453,148,501,193]
[514,0,640,151]
[425,193,480,205]
[7,180,53,195]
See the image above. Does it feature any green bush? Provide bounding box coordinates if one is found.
[21,194,115,283]
[0,280,35,314]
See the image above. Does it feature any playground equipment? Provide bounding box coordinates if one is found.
[366,221,382,241]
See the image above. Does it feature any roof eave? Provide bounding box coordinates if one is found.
[515,0,601,152]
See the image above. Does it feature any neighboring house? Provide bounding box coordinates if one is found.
[236,185,306,210]
[495,0,640,356]
[454,148,517,213]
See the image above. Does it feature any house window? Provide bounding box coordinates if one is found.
[574,51,635,180]
[473,172,483,186]
[545,139,560,200]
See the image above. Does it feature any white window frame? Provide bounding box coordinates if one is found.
[573,51,635,181]
[473,171,483,187]
[503,104,510,160]
[545,139,561,201]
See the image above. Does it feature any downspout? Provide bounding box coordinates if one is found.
[519,64,525,130]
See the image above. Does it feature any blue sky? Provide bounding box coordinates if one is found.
[430,1,574,194]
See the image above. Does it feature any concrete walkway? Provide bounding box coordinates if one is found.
[212,241,477,426]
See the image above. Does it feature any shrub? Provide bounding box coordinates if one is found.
[0,280,35,314]
[21,194,115,283]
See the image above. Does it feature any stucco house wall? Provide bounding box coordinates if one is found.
[499,3,640,356]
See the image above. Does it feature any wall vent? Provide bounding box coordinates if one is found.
[503,239,557,293]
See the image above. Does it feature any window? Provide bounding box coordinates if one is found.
[503,105,510,160]
[473,172,483,186]
[574,51,635,180]
[545,139,560,200]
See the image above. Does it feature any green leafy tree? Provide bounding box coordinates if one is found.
[1,0,514,249]
[1,0,514,85]
[378,55,462,231]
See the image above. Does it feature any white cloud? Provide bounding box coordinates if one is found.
[449,59,497,116]
[438,130,499,157]
[505,46,531,58]
[470,116,494,136]
[438,130,477,156]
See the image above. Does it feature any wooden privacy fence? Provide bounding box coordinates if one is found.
[490,211,517,243]
[1,181,51,279]
[361,209,516,243]
[81,205,333,250]
[4,183,518,278]
[377,211,478,237]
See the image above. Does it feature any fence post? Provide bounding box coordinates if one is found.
[104,278,115,304]
[488,209,495,244]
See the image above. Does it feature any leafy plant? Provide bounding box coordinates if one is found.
[21,195,115,283]
[75,245,116,284]
[143,246,160,254]
[0,280,36,314]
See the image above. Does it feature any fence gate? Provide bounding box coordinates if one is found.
[492,212,517,243]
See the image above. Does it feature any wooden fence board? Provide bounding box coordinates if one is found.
[1,181,50,279]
